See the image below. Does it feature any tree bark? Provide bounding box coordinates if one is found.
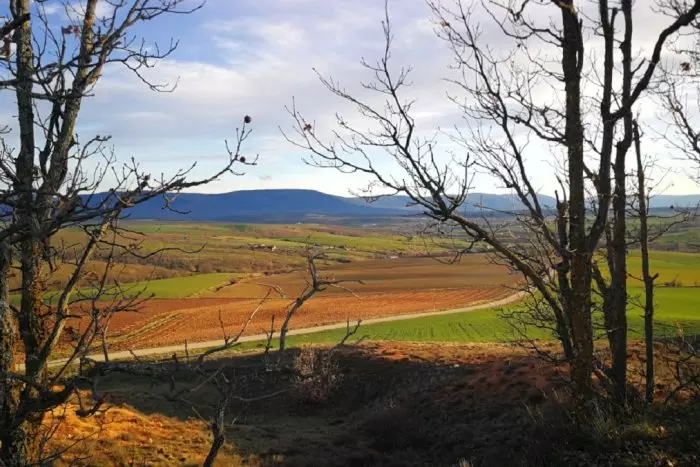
[608,153,629,403]
[634,121,656,403]
[0,242,25,465]
[608,133,631,403]
[1,419,42,467]
[4,3,50,462]
[203,397,228,467]
[561,0,594,399]
[604,0,634,404]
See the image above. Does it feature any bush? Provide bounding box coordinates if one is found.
[291,346,342,405]
[662,278,684,288]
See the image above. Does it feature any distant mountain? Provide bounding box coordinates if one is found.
[649,195,700,209]
[115,189,406,222]
[347,193,700,212]
[347,193,558,213]
[81,189,700,223]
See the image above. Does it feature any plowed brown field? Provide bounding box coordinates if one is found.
[106,287,510,350]
[204,255,512,298]
[82,255,518,350]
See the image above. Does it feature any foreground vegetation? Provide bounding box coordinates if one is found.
[48,343,700,466]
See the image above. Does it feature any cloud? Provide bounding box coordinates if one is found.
[63,0,460,194]
[39,2,61,16]
[2,0,699,196]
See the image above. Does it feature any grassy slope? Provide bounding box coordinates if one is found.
[118,272,235,298]
[627,250,700,285]
[13,272,236,305]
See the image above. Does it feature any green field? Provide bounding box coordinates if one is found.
[627,250,700,286]
[110,272,236,299]
[13,272,238,306]
[229,284,700,352]
[233,305,700,354]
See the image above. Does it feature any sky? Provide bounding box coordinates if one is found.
[2,0,700,196]
[82,0,457,196]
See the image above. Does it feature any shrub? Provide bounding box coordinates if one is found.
[662,278,684,288]
[291,346,342,405]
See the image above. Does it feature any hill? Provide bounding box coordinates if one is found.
[651,194,700,209]
[107,189,405,222]
[346,193,558,212]
[81,189,700,222]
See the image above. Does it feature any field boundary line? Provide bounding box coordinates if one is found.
[43,290,525,369]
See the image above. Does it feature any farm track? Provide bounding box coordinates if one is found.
[47,289,525,368]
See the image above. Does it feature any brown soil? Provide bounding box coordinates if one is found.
[97,287,511,351]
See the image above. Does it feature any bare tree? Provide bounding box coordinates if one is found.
[278,250,362,353]
[647,12,700,405]
[285,0,700,404]
[626,120,693,402]
[0,1,256,464]
[634,122,659,404]
[110,254,363,466]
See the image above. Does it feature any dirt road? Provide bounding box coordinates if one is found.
[46,290,525,368]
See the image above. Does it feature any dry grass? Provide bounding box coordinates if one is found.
[44,341,700,466]
[46,342,565,466]
[47,401,248,466]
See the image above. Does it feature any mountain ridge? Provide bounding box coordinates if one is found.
[91,188,699,222]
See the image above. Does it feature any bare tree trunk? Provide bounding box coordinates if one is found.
[278,319,290,354]
[0,244,13,376]
[555,198,576,362]
[100,318,112,363]
[0,242,25,465]
[633,121,657,403]
[607,138,630,403]
[279,294,312,353]
[4,243,48,465]
[603,0,635,405]
[608,168,629,404]
[203,401,228,467]
[1,422,42,467]
[561,1,594,399]
[6,2,48,460]
[101,329,110,363]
